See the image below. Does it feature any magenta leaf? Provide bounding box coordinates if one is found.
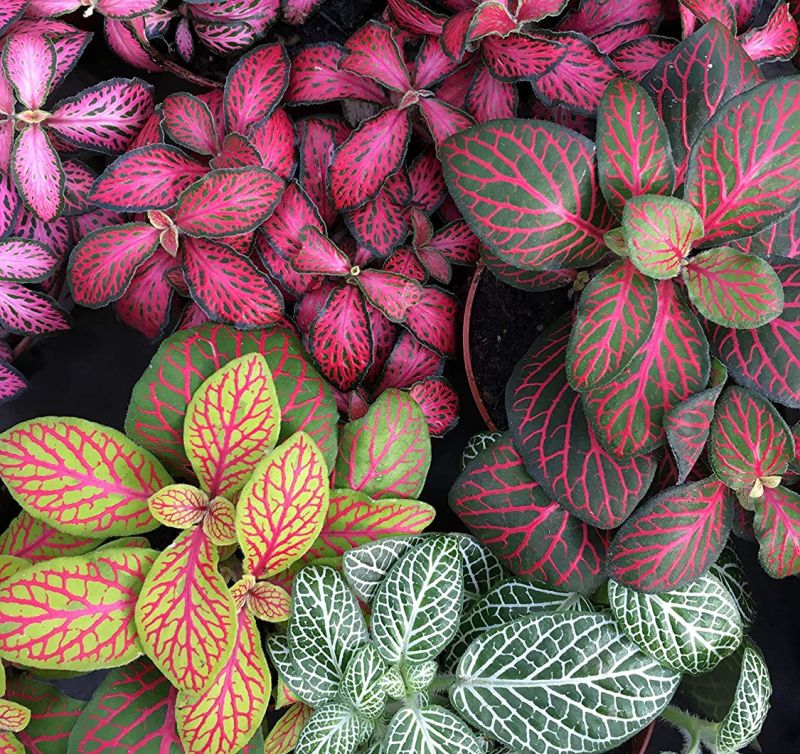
[442,119,613,271]
[210,133,261,170]
[261,181,324,263]
[413,36,461,90]
[403,285,458,357]
[609,477,734,592]
[341,20,411,93]
[247,107,296,180]
[465,64,518,121]
[740,1,799,63]
[0,361,26,405]
[296,117,341,227]
[49,78,155,154]
[356,269,422,322]
[387,0,447,35]
[0,0,26,36]
[592,20,653,54]
[408,148,446,213]
[162,92,219,155]
[481,33,565,83]
[408,375,459,437]
[0,238,56,282]
[90,145,207,212]
[295,225,351,275]
[62,158,97,216]
[450,434,609,592]
[610,36,675,81]
[345,170,412,258]
[374,331,443,395]
[558,0,662,35]
[115,251,176,342]
[283,0,324,24]
[3,33,56,111]
[753,485,800,577]
[417,96,473,147]
[12,125,64,222]
[0,172,21,238]
[680,0,738,31]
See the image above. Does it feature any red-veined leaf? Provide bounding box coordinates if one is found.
[286,43,387,105]
[450,434,609,592]
[0,238,55,282]
[441,9,474,61]
[0,511,96,563]
[567,259,658,391]
[609,477,733,591]
[68,222,161,307]
[184,353,280,497]
[374,331,443,395]
[408,375,460,436]
[94,0,165,17]
[731,210,800,259]
[283,0,323,23]
[345,171,412,258]
[48,78,154,154]
[441,119,613,271]
[709,385,794,494]
[597,78,675,216]
[0,417,170,537]
[0,547,157,669]
[2,33,56,110]
[483,253,578,291]
[162,92,219,155]
[0,282,68,335]
[610,35,676,82]
[465,64,518,122]
[341,20,411,93]
[295,118,338,226]
[685,78,800,245]
[224,43,289,134]
[136,527,236,695]
[481,33,566,82]
[583,281,710,458]
[248,107,296,181]
[330,108,411,211]
[148,484,209,529]
[403,285,458,357]
[260,182,323,270]
[263,703,312,754]
[558,0,662,35]
[308,284,372,391]
[236,432,329,578]
[0,172,20,238]
[469,0,517,38]
[11,124,64,222]
[114,250,176,341]
[357,269,422,322]
[334,388,431,499]
[387,0,446,34]
[182,236,284,328]
[740,1,798,63]
[295,225,351,275]
[753,484,800,577]
[684,247,784,328]
[204,496,237,546]
[383,245,428,282]
[426,218,479,265]
[509,316,656,528]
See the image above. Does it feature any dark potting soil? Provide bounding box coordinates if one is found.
[468,269,573,430]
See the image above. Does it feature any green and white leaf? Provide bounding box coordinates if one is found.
[295,702,372,754]
[716,642,771,754]
[402,660,437,693]
[288,565,368,705]
[452,534,505,604]
[709,542,757,630]
[339,643,387,720]
[680,644,744,723]
[609,574,743,675]
[384,706,484,754]
[379,666,407,700]
[266,634,319,706]
[372,536,463,665]
[452,611,680,754]
[343,537,423,603]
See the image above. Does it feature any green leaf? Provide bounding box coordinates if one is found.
[608,574,743,675]
[684,247,784,328]
[452,533,505,604]
[295,702,371,754]
[451,612,681,754]
[622,195,703,279]
[266,635,317,707]
[288,565,369,706]
[372,536,463,665]
[384,706,483,754]
[339,643,386,720]
[681,643,745,723]
[709,541,757,630]
[342,536,423,603]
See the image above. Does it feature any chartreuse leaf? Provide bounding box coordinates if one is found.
[684,247,784,328]
[334,389,431,500]
[288,565,369,705]
[339,643,387,720]
[203,496,237,545]
[0,700,29,732]
[236,432,329,578]
[385,706,484,754]
[135,527,237,695]
[372,536,463,665]
[295,702,371,754]
[622,195,703,279]
[609,574,743,675]
[0,512,97,562]
[0,418,171,537]
[231,576,291,623]
[148,484,208,529]
[184,353,280,498]
[451,612,681,754]
[0,731,24,754]
[0,548,156,671]
[343,536,423,604]
[0,555,27,584]
[263,703,312,754]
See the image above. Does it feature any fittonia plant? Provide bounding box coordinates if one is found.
[0,322,437,754]
[268,534,770,754]
[444,22,800,583]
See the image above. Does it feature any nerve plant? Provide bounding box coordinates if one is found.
[444,21,800,583]
[267,533,770,754]
[0,321,438,754]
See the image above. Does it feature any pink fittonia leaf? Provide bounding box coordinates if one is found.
[0,238,56,282]
[408,375,460,437]
[740,1,799,63]
[413,36,461,90]
[302,488,435,561]
[383,246,428,282]
[592,20,652,54]
[441,9,473,61]
[450,434,609,592]
[417,96,474,147]
[48,78,154,154]
[263,703,312,754]
[223,43,289,134]
[0,511,96,562]
[0,363,27,406]
[262,182,323,259]
[248,107,296,180]
[680,0,737,31]
[622,195,704,279]
[0,0,25,36]
[0,282,68,335]
[753,484,800,577]
[408,149,446,213]
[2,33,56,110]
[334,389,431,500]
[173,167,284,238]
[114,250,176,341]
[402,285,458,357]
[685,78,800,245]
[345,171,412,258]
[62,158,97,216]
[66,657,184,754]
[596,78,675,217]
[126,322,338,474]
[481,33,566,82]
[426,219,479,265]
[441,119,612,271]
[295,225,351,275]
[68,222,161,307]
[210,133,260,170]
[296,117,347,227]
[509,316,656,529]
[0,547,156,669]
[105,18,162,74]
[90,145,207,212]
[148,484,208,529]
[182,236,284,329]
[374,331,443,395]
[185,353,281,497]
[283,0,323,24]
[330,108,411,211]
[176,607,270,754]
[684,247,784,328]
[12,124,64,222]
[611,36,676,82]
[162,92,218,156]
[0,173,21,238]
[583,281,710,458]
[567,259,658,392]
[708,385,794,494]
[136,526,237,695]
[308,285,373,391]
[465,64,518,122]
[356,270,422,323]
[387,0,446,34]
[236,432,329,578]
[342,20,411,93]
[557,0,662,35]
[0,417,170,537]
[609,477,733,591]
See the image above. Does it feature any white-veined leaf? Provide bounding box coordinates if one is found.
[452,533,505,604]
[339,642,386,720]
[709,541,757,630]
[384,705,483,754]
[343,536,423,603]
[402,660,437,692]
[295,701,372,754]
[266,634,320,707]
